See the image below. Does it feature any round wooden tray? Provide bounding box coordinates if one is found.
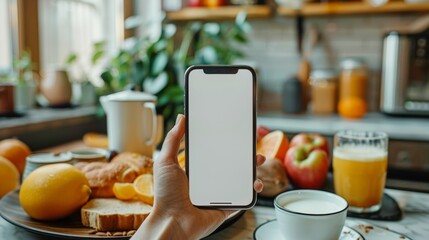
[0,191,244,239]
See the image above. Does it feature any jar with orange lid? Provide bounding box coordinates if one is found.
[338,58,368,119]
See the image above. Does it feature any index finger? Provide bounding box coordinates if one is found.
[158,114,185,164]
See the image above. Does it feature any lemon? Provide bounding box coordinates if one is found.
[113,182,136,200]
[0,156,20,199]
[19,163,91,220]
[133,174,154,205]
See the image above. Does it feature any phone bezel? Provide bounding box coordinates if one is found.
[184,65,257,209]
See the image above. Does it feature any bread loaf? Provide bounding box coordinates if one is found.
[81,198,152,231]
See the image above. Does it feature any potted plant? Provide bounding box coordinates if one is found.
[97,12,251,137]
[65,42,105,106]
[99,23,183,134]
[12,51,37,113]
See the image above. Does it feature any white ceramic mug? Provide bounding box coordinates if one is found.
[100,91,158,157]
[274,190,348,240]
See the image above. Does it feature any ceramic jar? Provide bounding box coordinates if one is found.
[41,70,72,106]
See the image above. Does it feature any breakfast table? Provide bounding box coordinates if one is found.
[0,142,428,240]
[0,189,428,239]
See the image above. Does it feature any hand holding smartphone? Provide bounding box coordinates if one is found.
[185,65,256,209]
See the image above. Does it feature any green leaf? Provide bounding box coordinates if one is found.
[125,15,144,29]
[143,71,168,94]
[163,24,177,39]
[235,11,247,26]
[151,52,168,76]
[65,54,78,65]
[94,41,106,51]
[153,40,167,52]
[92,50,105,65]
[196,46,218,64]
[100,71,113,86]
[162,104,173,119]
[203,23,220,36]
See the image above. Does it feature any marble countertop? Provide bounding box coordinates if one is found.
[1,189,428,240]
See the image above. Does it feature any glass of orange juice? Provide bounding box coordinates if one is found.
[333,130,388,213]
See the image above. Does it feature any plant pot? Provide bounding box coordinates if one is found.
[72,82,96,106]
[14,83,36,113]
[0,84,15,114]
[41,70,72,106]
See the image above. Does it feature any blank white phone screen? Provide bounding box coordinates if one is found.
[188,68,254,207]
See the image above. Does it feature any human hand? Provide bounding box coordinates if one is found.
[133,114,265,240]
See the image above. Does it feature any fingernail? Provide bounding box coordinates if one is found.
[175,114,183,125]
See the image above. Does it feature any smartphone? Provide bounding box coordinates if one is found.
[185,65,256,209]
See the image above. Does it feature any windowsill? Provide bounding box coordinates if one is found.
[0,106,106,150]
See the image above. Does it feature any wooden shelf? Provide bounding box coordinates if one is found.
[166,5,272,21]
[277,2,429,16]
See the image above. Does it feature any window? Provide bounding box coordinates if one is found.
[38,0,124,81]
[0,0,19,72]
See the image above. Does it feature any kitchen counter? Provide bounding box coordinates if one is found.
[0,107,105,150]
[1,189,428,239]
[258,112,429,141]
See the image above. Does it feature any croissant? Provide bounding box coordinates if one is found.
[75,152,153,198]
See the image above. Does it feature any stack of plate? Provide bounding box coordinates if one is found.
[22,152,73,181]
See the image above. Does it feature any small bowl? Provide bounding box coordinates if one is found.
[274,190,348,240]
[23,152,73,180]
[69,148,108,164]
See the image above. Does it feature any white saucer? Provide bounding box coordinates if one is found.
[254,219,413,240]
[253,220,363,240]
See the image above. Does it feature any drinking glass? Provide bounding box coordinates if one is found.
[333,130,388,213]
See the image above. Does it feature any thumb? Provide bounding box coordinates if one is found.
[158,114,185,164]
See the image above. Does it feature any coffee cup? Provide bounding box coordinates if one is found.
[274,190,348,240]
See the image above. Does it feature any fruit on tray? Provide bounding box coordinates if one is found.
[0,138,31,175]
[19,163,91,220]
[74,153,153,198]
[256,158,289,197]
[290,133,330,158]
[134,174,154,205]
[0,156,20,199]
[113,183,137,200]
[257,125,271,141]
[81,198,152,231]
[338,97,367,119]
[283,145,329,189]
[257,130,289,160]
[177,150,186,169]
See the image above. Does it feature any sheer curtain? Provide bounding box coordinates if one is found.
[38,0,123,83]
[0,0,18,72]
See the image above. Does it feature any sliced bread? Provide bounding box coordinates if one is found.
[81,198,152,231]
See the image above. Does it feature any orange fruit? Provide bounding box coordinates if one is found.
[83,133,108,149]
[133,174,154,205]
[0,138,31,175]
[177,151,186,169]
[338,97,367,119]
[0,156,20,199]
[19,163,91,220]
[257,130,289,160]
[113,182,136,200]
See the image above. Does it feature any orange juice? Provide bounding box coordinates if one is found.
[333,146,387,208]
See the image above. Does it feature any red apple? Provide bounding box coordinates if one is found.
[290,133,330,158]
[283,146,329,189]
[257,125,271,142]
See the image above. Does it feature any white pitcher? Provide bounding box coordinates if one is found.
[100,91,157,157]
